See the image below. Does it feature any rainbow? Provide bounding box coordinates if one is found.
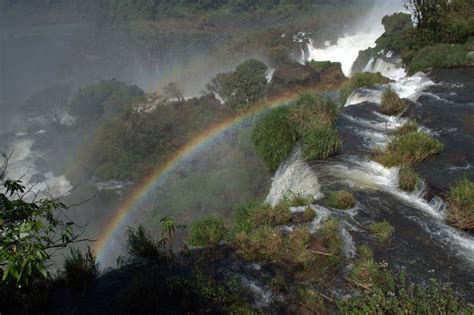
[93,88,326,262]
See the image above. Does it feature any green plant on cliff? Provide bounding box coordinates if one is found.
[447,178,474,231]
[188,216,228,247]
[340,72,390,104]
[379,88,407,116]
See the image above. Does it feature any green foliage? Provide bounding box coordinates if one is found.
[447,178,474,230]
[303,206,316,222]
[399,166,419,192]
[301,126,341,161]
[368,220,394,242]
[408,43,474,74]
[395,120,419,136]
[375,13,414,53]
[379,88,407,116]
[338,272,473,314]
[349,245,393,289]
[327,191,356,210]
[0,162,81,287]
[188,216,227,247]
[232,200,291,236]
[69,79,144,122]
[252,106,298,171]
[234,225,285,261]
[63,247,98,292]
[374,131,444,167]
[319,218,342,262]
[308,60,337,72]
[340,72,390,104]
[277,192,313,209]
[206,59,268,111]
[126,225,163,260]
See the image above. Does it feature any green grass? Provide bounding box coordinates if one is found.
[398,166,419,192]
[379,89,407,116]
[447,178,474,231]
[319,218,342,260]
[394,121,419,136]
[277,192,314,209]
[301,127,341,161]
[339,72,390,104]
[408,43,474,75]
[232,200,291,235]
[252,106,298,171]
[233,225,285,261]
[374,131,443,167]
[368,220,394,242]
[307,60,340,72]
[63,247,98,292]
[303,206,317,222]
[327,191,356,210]
[127,225,162,260]
[188,216,228,247]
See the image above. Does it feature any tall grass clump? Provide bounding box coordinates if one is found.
[233,225,285,261]
[374,132,443,167]
[379,88,407,116]
[64,246,98,292]
[127,225,162,260]
[368,221,394,242]
[232,201,291,235]
[188,216,228,247]
[252,106,298,171]
[398,166,419,191]
[447,178,474,231]
[408,44,473,75]
[277,192,314,209]
[394,120,419,136]
[339,72,390,104]
[301,127,341,160]
[327,191,356,210]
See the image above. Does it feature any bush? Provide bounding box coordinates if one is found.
[447,178,474,230]
[289,93,337,132]
[188,216,227,247]
[64,247,98,292]
[379,89,407,116]
[368,221,394,242]
[408,43,473,74]
[234,225,285,261]
[327,191,356,209]
[395,121,419,136]
[127,225,162,260]
[301,126,341,161]
[398,166,419,191]
[303,206,317,222]
[252,106,298,171]
[374,132,443,167]
[339,72,390,104]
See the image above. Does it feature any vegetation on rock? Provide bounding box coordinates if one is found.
[398,166,419,192]
[327,191,356,210]
[374,131,444,167]
[188,216,228,247]
[339,72,390,104]
[379,88,407,116]
[447,178,474,231]
[368,221,394,242]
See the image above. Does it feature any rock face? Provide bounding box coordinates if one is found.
[268,63,320,94]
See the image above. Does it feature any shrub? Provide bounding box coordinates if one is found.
[303,206,317,222]
[368,220,394,242]
[232,201,291,235]
[127,225,162,260]
[63,246,98,292]
[408,43,473,74]
[301,126,341,161]
[379,89,407,116]
[252,106,298,171]
[339,72,390,104]
[234,225,284,261]
[327,191,356,209]
[277,192,314,209]
[394,120,419,136]
[447,178,474,230]
[374,132,443,167]
[319,218,342,259]
[188,216,227,247]
[398,166,419,191]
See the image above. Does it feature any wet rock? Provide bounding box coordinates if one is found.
[267,63,320,95]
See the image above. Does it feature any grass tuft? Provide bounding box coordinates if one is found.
[327,191,356,210]
[398,166,419,192]
[188,216,227,247]
[368,220,394,242]
[303,206,317,222]
[394,120,419,136]
[447,178,474,231]
[379,88,407,116]
[374,131,443,167]
[63,246,98,292]
[340,72,390,104]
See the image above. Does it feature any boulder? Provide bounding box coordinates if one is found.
[268,63,320,95]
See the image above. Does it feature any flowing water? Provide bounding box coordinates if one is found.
[269,34,474,298]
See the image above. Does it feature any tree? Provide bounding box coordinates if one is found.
[0,154,86,287]
[404,0,449,31]
[164,82,184,105]
[23,85,72,128]
[206,59,268,111]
